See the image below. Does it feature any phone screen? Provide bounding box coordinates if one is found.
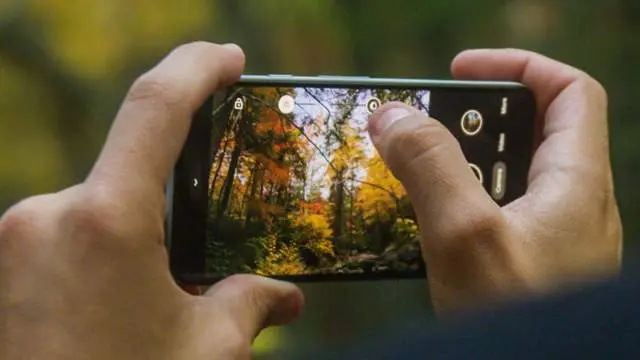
[169,82,536,284]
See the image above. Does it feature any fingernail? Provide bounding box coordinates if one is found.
[369,107,412,138]
[222,43,242,51]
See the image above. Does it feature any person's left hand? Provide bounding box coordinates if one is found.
[0,42,304,360]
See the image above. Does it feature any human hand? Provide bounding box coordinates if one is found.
[367,49,622,316]
[0,42,304,360]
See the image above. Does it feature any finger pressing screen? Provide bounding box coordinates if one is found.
[87,42,245,205]
[367,102,503,251]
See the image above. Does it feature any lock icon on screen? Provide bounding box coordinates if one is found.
[234,98,244,110]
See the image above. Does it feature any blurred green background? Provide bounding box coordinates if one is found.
[1,0,639,357]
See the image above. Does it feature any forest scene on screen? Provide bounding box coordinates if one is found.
[206,86,430,277]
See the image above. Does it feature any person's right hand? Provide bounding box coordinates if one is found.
[367,49,623,316]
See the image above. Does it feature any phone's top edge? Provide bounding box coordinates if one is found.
[236,74,525,88]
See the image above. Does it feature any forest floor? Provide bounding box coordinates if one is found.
[325,237,423,274]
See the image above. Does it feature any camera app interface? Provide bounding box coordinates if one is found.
[204,86,504,278]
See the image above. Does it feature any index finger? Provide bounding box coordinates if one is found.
[451,48,611,192]
[87,42,245,202]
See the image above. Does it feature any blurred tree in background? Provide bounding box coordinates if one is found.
[1,0,639,358]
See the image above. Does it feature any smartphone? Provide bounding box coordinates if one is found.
[166,75,537,285]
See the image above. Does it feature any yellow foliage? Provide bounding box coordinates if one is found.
[252,327,285,356]
[307,237,335,258]
[357,151,406,223]
[26,0,213,79]
[0,59,68,195]
[392,218,420,242]
[289,213,335,257]
[329,127,366,175]
[256,235,306,276]
[291,213,330,237]
[255,212,336,276]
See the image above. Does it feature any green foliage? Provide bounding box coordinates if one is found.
[205,237,235,276]
[392,218,420,245]
[289,213,335,257]
[256,234,307,276]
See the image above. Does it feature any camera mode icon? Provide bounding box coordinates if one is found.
[366,97,381,114]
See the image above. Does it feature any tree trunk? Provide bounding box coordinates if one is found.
[244,162,264,226]
[209,135,231,201]
[332,170,345,247]
[266,182,276,204]
[259,171,266,202]
[217,142,242,218]
[349,177,354,244]
[240,165,256,217]
[275,185,285,207]
[210,103,233,159]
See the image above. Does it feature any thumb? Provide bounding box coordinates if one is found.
[204,274,305,339]
[367,102,504,251]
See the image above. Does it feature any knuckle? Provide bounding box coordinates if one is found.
[229,275,270,310]
[172,40,217,55]
[586,76,608,103]
[126,73,183,111]
[0,195,56,254]
[63,184,164,246]
[62,186,123,238]
[590,80,608,109]
[503,47,529,57]
[247,285,269,316]
[125,69,186,112]
[0,196,48,240]
[576,71,608,107]
[438,205,506,248]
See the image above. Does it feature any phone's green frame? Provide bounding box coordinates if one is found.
[237,74,526,88]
